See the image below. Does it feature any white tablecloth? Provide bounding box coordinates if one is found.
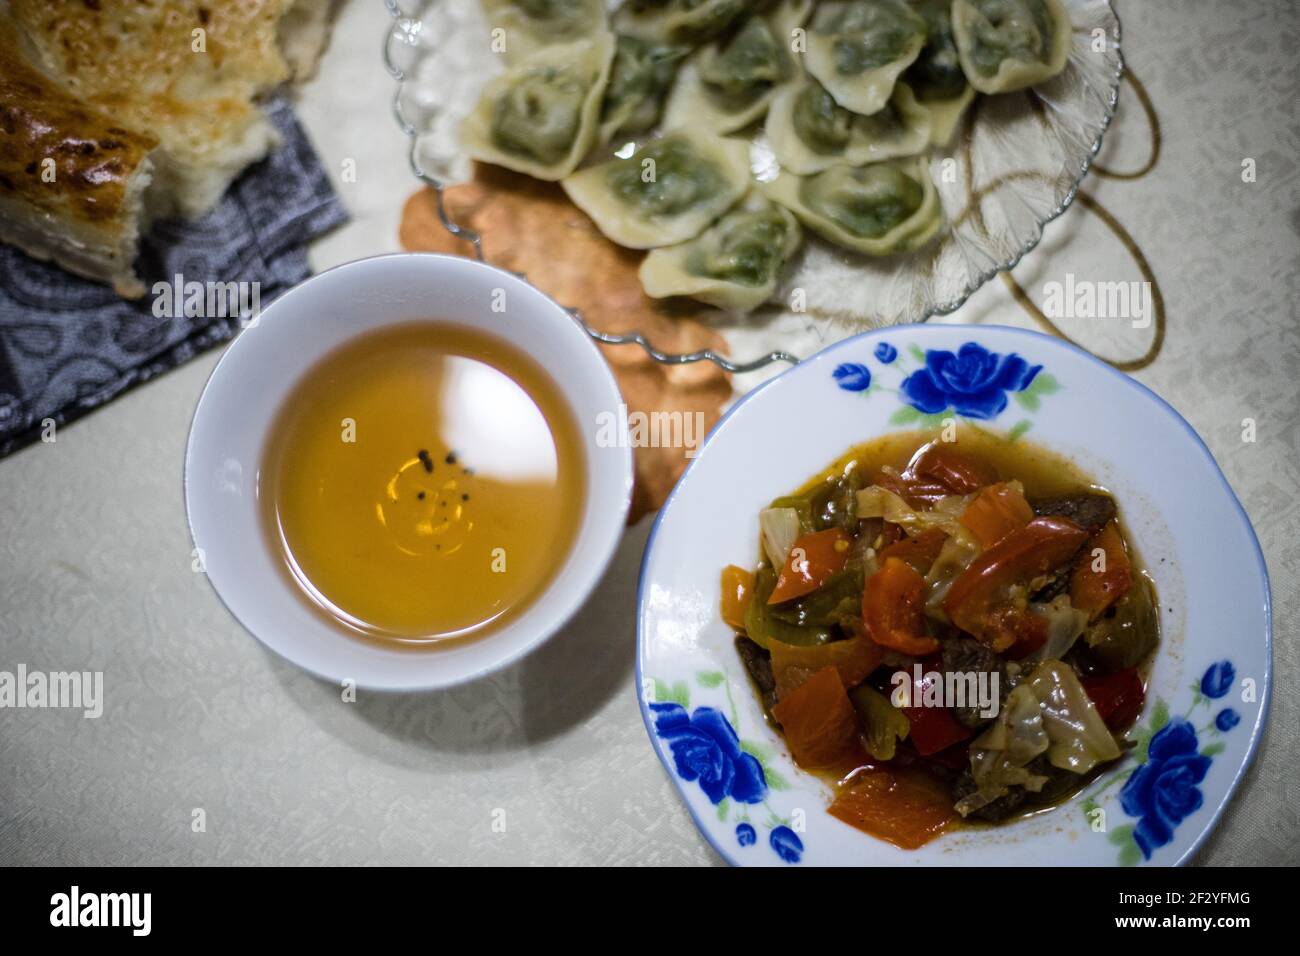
[1,0,1296,865]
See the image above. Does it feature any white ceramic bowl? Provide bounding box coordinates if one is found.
[637,324,1271,866]
[186,254,632,691]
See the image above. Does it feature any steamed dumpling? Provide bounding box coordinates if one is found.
[804,0,927,115]
[481,0,608,63]
[562,130,752,248]
[460,34,616,181]
[662,13,797,135]
[615,0,757,46]
[639,193,803,311]
[600,35,691,142]
[762,157,941,255]
[766,76,930,174]
[905,0,977,146]
[952,0,1072,94]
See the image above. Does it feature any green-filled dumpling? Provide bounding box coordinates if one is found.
[562,129,752,248]
[766,76,930,174]
[762,157,942,255]
[804,0,927,115]
[640,193,803,311]
[600,35,691,142]
[461,34,616,180]
[952,0,1072,94]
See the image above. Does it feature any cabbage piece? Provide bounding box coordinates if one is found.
[924,533,981,617]
[954,684,1048,816]
[759,506,801,569]
[1023,595,1089,663]
[1026,660,1121,772]
[855,485,975,541]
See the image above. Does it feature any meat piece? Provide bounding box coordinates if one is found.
[735,636,779,715]
[950,756,1076,822]
[951,768,1030,821]
[1032,492,1117,535]
[941,638,1007,730]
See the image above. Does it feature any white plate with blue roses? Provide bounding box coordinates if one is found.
[636,324,1271,866]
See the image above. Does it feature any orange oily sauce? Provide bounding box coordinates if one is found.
[260,322,585,646]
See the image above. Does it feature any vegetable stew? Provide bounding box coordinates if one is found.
[723,427,1159,850]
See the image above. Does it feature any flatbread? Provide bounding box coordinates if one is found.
[0,0,337,296]
[0,19,158,296]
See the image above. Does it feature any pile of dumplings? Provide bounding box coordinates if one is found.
[462,0,1073,313]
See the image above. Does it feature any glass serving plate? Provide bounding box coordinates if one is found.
[383,0,1122,373]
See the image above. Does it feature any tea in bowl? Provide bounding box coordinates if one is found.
[185,254,633,690]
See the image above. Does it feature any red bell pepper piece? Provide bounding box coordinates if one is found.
[770,666,861,769]
[768,528,851,604]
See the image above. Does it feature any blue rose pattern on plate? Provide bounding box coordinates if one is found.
[649,674,804,864]
[1084,661,1246,864]
[832,340,1059,440]
[833,363,872,392]
[650,703,766,805]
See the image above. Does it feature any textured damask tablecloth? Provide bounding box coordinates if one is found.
[1,0,1296,865]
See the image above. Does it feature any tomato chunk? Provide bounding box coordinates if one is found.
[944,516,1088,650]
[770,637,884,701]
[863,558,939,655]
[1082,667,1146,731]
[770,666,861,769]
[767,528,851,605]
[959,481,1034,549]
[1070,520,1132,621]
[878,528,948,576]
[908,442,1000,496]
[719,565,754,631]
[828,768,956,850]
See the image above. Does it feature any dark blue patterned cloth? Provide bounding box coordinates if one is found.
[0,97,347,458]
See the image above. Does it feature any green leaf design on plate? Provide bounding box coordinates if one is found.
[890,405,924,425]
[1007,419,1032,441]
[1029,372,1060,395]
[741,739,772,761]
[1014,390,1041,412]
[1106,825,1142,865]
[696,670,725,688]
[1201,742,1226,757]
[763,766,791,791]
[1108,823,1135,846]
[908,344,926,362]
[716,798,729,821]
[654,678,690,708]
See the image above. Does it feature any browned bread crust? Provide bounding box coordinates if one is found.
[0,20,158,295]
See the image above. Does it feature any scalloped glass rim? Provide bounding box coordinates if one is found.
[383,0,1124,371]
